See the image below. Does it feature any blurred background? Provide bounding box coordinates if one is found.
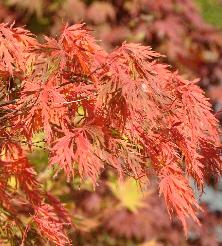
[1,0,222,245]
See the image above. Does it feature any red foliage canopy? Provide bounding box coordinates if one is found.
[0,22,221,244]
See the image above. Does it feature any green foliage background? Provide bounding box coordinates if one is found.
[195,0,222,28]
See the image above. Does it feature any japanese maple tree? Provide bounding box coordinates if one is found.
[0,22,221,245]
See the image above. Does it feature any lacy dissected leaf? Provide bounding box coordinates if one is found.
[0,23,36,76]
[33,204,71,246]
